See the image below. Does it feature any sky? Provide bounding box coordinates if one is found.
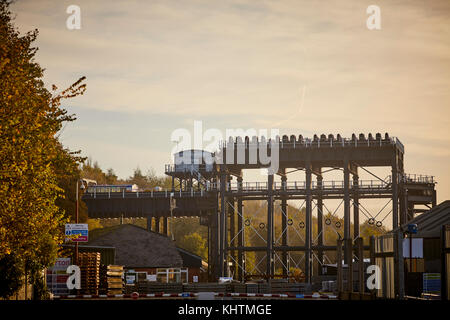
[10,0,450,209]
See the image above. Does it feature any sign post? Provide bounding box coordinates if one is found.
[65,224,89,242]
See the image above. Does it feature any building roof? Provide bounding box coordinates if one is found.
[176,247,202,268]
[397,200,450,238]
[88,224,183,268]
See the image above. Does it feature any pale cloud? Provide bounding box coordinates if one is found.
[10,0,450,200]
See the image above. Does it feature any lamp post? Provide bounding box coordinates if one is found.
[74,178,96,265]
[74,179,86,265]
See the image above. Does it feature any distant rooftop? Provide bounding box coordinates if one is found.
[88,224,182,268]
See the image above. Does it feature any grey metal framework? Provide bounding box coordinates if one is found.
[82,133,436,286]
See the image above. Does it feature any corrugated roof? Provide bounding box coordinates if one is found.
[397,200,450,238]
[88,224,183,268]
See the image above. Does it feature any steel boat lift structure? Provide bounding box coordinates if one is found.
[82,133,436,285]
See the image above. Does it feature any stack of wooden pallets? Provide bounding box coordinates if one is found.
[78,252,101,295]
[106,265,124,295]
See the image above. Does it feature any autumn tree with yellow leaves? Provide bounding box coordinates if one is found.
[0,1,86,298]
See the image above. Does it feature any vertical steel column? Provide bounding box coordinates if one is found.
[396,230,405,299]
[229,196,236,278]
[154,217,160,233]
[369,236,376,296]
[353,171,359,238]
[237,176,244,282]
[281,174,288,277]
[207,224,211,280]
[392,154,400,297]
[316,173,324,275]
[211,208,220,281]
[305,163,312,283]
[392,155,399,230]
[337,239,343,294]
[400,185,407,225]
[353,171,360,268]
[369,236,375,265]
[356,237,365,293]
[346,238,353,293]
[343,160,351,264]
[219,171,227,277]
[267,173,275,276]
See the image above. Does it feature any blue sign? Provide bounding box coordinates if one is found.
[407,224,418,234]
[65,224,89,242]
[423,273,440,294]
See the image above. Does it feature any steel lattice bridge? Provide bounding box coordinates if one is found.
[82,133,436,283]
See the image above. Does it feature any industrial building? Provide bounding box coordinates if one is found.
[86,224,205,283]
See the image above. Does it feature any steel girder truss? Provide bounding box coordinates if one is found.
[218,165,400,282]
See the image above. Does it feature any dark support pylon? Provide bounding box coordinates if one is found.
[346,238,353,293]
[392,153,401,297]
[356,237,365,293]
[353,170,359,239]
[267,173,275,276]
[343,159,351,265]
[316,171,324,275]
[281,174,288,278]
[237,175,244,282]
[219,171,227,277]
[353,169,360,263]
[228,196,236,277]
[305,163,312,283]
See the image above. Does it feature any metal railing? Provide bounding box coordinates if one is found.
[165,164,214,173]
[83,178,393,199]
[206,179,391,192]
[401,173,434,184]
[219,136,401,150]
[83,188,209,199]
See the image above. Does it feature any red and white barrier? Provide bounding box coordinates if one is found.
[52,292,337,300]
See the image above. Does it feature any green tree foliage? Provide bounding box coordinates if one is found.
[80,158,110,185]
[105,168,118,185]
[0,0,86,296]
[180,232,208,261]
[127,167,171,190]
[0,253,22,299]
[54,142,87,222]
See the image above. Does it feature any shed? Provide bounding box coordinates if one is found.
[394,201,450,298]
[398,200,450,238]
